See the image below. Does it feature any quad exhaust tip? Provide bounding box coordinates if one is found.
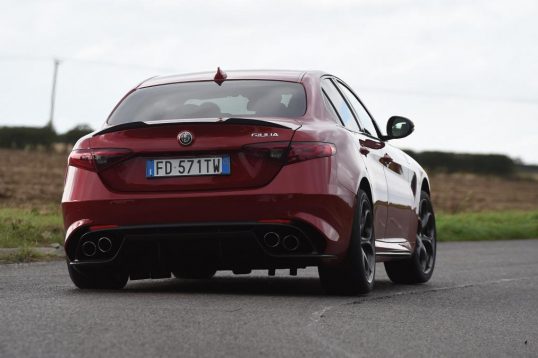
[263,232,281,248]
[81,241,97,257]
[282,235,300,252]
[98,237,113,253]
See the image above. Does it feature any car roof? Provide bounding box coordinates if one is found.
[138,69,327,88]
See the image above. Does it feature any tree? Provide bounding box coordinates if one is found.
[59,124,94,145]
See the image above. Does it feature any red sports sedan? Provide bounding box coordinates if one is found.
[62,68,436,294]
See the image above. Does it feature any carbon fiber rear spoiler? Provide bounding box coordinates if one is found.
[94,117,300,136]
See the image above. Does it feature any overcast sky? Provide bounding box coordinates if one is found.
[1,0,537,163]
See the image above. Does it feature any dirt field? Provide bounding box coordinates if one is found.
[430,172,538,213]
[0,149,66,208]
[0,148,537,213]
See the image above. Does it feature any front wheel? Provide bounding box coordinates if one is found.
[385,190,436,284]
[318,189,375,295]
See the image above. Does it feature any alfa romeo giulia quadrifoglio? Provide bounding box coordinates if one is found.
[62,68,436,294]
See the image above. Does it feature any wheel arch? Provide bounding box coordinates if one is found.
[345,176,373,248]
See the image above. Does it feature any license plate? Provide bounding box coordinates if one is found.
[146,156,231,178]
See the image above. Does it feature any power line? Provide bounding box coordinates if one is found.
[0,54,178,73]
[60,57,179,73]
[1,53,537,105]
[0,54,51,62]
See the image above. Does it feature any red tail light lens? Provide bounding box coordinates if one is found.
[68,148,132,172]
[68,150,94,171]
[286,142,336,164]
[243,141,336,164]
[243,141,290,161]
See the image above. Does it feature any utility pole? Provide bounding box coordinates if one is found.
[47,58,61,129]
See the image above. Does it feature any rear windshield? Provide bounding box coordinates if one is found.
[107,80,307,125]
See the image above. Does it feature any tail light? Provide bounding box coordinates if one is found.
[68,148,132,172]
[243,141,290,161]
[286,142,336,164]
[243,141,336,164]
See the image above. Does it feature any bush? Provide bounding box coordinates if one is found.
[57,124,94,144]
[404,150,516,177]
[0,126,56,149]
[0,124,94,149]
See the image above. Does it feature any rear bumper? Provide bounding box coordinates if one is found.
[62,158,357,265]
[68,222,337,279]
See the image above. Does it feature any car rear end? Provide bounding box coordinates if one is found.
[62,73,355,283]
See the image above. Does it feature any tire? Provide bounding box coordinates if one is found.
[172,266,217,280]
[385,190,436,284]
[318,189,375,295]
[67,262,128,289]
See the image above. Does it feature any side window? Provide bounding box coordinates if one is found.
[321,79,360,131]
[336,81,379,138]
[322,90,341,124]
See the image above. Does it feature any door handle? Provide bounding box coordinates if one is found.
[359,147,370,156]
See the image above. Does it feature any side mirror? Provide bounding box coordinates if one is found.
[386,116,414,140]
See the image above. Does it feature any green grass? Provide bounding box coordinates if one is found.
[0,246,46,263]
[0,207,536,254]
[437,210,538,242]
[0,207,63,248]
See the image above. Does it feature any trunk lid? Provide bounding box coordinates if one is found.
[91,118,300,193]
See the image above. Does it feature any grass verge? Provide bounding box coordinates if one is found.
[0,207,536,257]
[437,210,538,242]
[0,246,47,264]
[0,207,63,248]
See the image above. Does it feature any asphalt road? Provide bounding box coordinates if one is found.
[1,240,537,358]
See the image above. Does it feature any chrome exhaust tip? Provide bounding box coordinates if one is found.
[97,237,113,253]
[81,241,97,257]
[282,235,300,252]
[263,232,281,248]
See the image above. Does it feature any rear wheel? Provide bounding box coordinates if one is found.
[385,190,436,284]
[67,263,128,289]
[172,266,217,280]
[318,189,375,295]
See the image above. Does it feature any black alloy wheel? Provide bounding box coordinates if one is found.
[385,190,436,284]
[319,189,375,295]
